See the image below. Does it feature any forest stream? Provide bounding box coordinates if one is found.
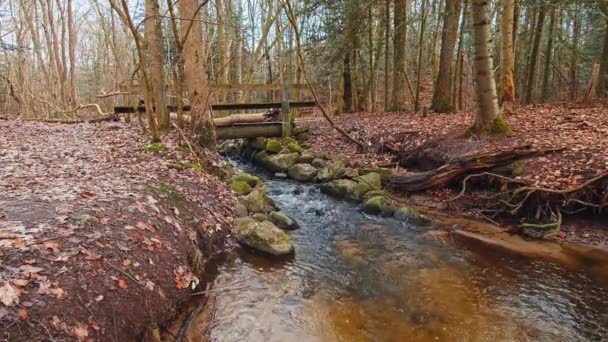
[178,161,608,342]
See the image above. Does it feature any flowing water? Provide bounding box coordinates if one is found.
[191,164,608,342]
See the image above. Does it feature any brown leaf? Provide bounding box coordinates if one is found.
[79,191,96,199]
[117,279,128,289]
[18,308,28,321]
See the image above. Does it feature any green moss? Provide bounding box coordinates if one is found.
[511,161,525,176]
[287,142,303,153]
[234,172,260,187]
[189,163,204,173]
[266,139,282,154]
[232,180,253,195]
[491,115,513,135]
[282,137,298,145]
[144,142,164,153]
[154,182,178,194]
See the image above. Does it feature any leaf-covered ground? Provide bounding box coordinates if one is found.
[297,100,608,247]
[0,120,236,340]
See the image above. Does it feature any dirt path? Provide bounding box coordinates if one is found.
[0,120,236,340]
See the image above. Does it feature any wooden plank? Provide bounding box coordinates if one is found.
[119,83,314,93]
[216,122,285,139]
[113,101,318,114]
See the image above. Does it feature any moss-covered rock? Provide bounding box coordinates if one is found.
[343,168,359,179]
[314,160,346,183]
[295,131,310,142]
[252,213,269,222]
[311,158,328,169]
[253,150,270,166]
[282,137,298,145]
[287,142,303,153]
[270,211,299,230]
[144,142,164,153]
[288,163,318,182]
[511,161,526,176]
[241,187,271,213]
[266,153,300,172]
[234,172,260,187]
[298,151,315,164]
[217,140,239,154]
[354,172,382,199]
[363,189,385,200]
[231,180,253,196]
[320,179,358,200]
[266,139,283,154]
[235,202,248,217]
[361,196,386,215]
[393,206,432,225]
[250,137,268,150]
[234,218,294,256]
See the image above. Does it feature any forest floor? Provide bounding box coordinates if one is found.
[0,120,236,340]
[297,100,608,248]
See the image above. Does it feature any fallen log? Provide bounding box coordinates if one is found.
[384,145,562,192]
[169,108,280,126]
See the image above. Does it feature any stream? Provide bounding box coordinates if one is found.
[188,162,608,341]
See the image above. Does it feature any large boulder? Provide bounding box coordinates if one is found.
[250,137,268,150]
[354,172,382,199]
[287,142,303,153]
[288,164,318,182]
[320,179,357,200]
[241,187,270,213]
[235,218,294,256]
[314,160,346,183]
[311,158,328,168]
[266,153,300,172]
[253,151,270,167]
[394,206,432,225]
[270,211,299,230]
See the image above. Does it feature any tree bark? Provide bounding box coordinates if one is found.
[392,0,408,111]
[597,0,608,97]
[431,0,462,112]
[414,0,428,112]
[524,5,546,104]
[470,0,505,134]
[342,54,353,112]
[179,0,215,146]
[145,0,169,130]
[541,8,556,102]
[500,0,516,115]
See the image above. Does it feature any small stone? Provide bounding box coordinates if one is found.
[354,172,382,199]
[235,202,248,217]
[362,196,386,215]
[299,151,315,164]
[393,206,432,225]
[311,158,328,168]
[266,153,300,172]
[266,139,282,154]
[252,213,269,221]
[231,180,252,196]
[241,188,270,213]
[287,142,303,153]
[270,211,299,230]
[250,137,268,150]
[233,172,260,187]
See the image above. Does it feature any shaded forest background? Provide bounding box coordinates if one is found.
[0,0,606,130]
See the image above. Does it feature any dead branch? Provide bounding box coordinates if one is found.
[96,90,132,98]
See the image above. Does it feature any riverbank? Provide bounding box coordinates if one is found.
[0,120,236,340]
[296,100,608,247]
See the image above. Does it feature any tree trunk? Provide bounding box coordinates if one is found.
[145,0,169,130]
[541,8,556,102]
[431,0,462,112]
[414,0,428,112]
[384,0,391,111]
[216,0,232,103]
[570,6,580,101]
[597,1,608,97]
[179,0,215,146]
[342,54,353,112]
[500,0,516,115]
[524,5,546,104]
[470,0,506,134]
[452,0,467,111]
[392,0,408,111]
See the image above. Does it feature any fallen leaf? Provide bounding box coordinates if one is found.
[117,279,128,289]
[79,191,96,199]
[50,287,65,298]
[44,241,60,253]
[18,308,28,320]
[0,283,20,306]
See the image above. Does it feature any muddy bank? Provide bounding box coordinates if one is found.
[0,121,236,340]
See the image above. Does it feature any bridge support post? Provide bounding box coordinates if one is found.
[281,84,292,137]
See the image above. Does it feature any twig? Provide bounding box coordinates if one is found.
[104,260,145,287]
[34,319,56,342]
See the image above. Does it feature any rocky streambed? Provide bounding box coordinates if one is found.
[221,136,432,256]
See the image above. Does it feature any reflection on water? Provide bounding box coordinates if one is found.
[198,166,608,342]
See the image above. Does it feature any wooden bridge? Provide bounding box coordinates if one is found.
[113,100,318,139]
